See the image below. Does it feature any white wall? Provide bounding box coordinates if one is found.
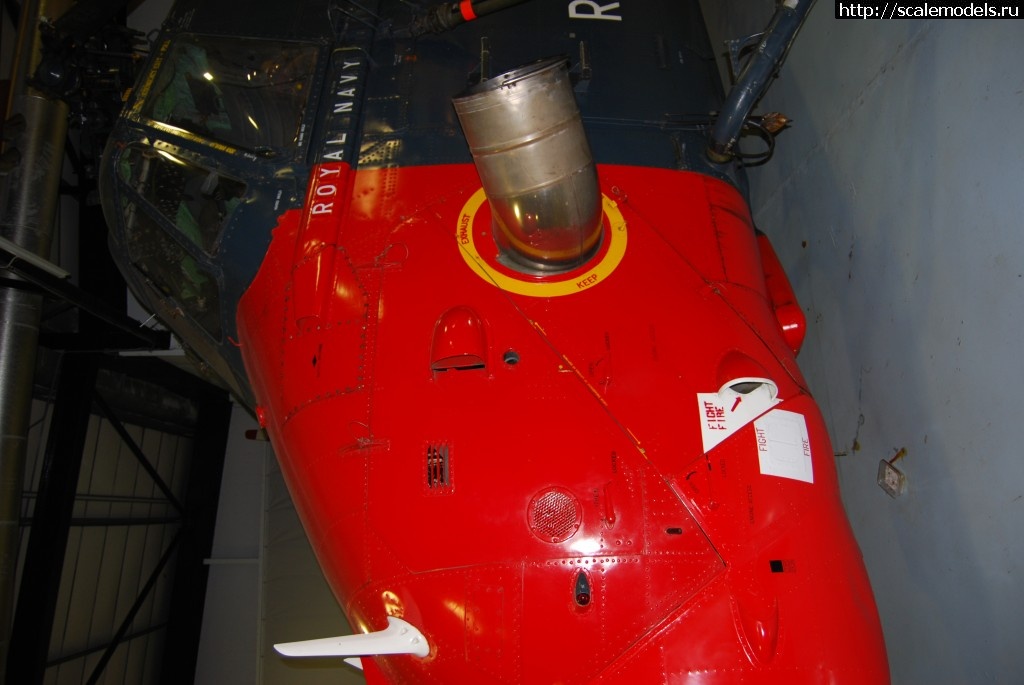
[703,4,1024,683]
[195,406,361,685]
[195,404,263,685]
[259,449,362,685]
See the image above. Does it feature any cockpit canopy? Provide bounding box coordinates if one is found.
[100,33,324,399]
[137,34,318,154]
[112,145,246,339]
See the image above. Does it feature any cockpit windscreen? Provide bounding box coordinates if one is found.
[139,35,318,152]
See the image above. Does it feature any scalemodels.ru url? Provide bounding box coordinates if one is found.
[835,2,1021,18]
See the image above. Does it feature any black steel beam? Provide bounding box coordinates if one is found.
[6,354,99,685]
[97,354,227,408]
[12,353,231,684]
[38,329,172,352]
[85,528,183,685]
[76,170,132,342]
[0,241,169,349]
[93,392,185,514]
[160,385,231,685]
[46,622,168,668]
[2,0,19,27]
[20,515,182,527]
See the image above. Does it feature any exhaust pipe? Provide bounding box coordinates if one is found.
[453,57,602,273]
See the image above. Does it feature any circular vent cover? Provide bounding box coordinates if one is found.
[528,488,582,543]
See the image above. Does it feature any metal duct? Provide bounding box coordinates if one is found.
[453,57,602,273]
[0,0,72,674]
[707,0,816,162]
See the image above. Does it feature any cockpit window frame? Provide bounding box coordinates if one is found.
[129,33,321,159]
[105,32,330,348]
[116,144,247,256]
[112,142,238,343]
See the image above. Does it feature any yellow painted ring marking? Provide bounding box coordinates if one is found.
[456,188,627,297]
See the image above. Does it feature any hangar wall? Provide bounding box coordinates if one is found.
[194,406,359,685]
[702,4,1024,683]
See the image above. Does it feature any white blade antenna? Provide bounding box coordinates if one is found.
[274,616,430,659]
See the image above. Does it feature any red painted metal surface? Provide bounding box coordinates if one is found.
[757,232,808,355]
[237,162,889,683]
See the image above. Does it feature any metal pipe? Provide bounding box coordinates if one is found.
[408,0,531,35]
[0,0,73,674]
[707,0,815,162]
[453,57,602,273]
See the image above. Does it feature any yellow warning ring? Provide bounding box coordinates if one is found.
[456,188,627,297]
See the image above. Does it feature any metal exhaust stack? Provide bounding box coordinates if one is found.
[453,57,602,273]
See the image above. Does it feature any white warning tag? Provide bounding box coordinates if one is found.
[753,409,814,483]
[697,378,781,453]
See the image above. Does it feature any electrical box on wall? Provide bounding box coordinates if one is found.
[877,458,907,498]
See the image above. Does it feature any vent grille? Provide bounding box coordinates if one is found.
[426,443,451,491]
[528,488,582,543]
